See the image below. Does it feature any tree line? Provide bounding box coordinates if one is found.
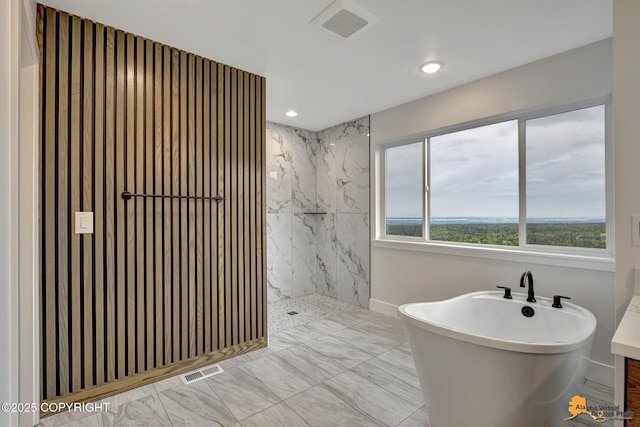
[386,222,605,249]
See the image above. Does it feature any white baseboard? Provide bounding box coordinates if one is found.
[368,298,615,388]
[369,298,399,318]
[583,358,614,388]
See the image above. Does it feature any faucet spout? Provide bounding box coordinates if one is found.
[519,271,536,303]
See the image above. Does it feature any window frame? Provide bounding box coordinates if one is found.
[377,96,614,261]
[382,138,427,239]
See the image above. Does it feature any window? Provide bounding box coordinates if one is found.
[429,121,519,245]
[381,102,609,252]
[525,105,606,248]
[385,142,424,237]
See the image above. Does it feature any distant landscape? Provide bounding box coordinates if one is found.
[386,217,606,248]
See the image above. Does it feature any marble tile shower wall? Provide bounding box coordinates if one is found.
[266,124,318,301]
[266,117,370,308]
[316,117,370,308]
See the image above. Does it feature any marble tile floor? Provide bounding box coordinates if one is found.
[39,294,613,427]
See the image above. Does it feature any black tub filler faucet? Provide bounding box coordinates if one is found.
[520,270,536,303]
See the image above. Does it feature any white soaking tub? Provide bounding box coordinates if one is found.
[398,291,596,427]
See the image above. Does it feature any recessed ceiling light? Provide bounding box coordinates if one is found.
[286,110,298,117]
[420,61,443,74]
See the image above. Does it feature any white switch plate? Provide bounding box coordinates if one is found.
[75,212,94,234]
[632,214,640,247]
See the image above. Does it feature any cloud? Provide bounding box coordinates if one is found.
[429,120,519,217]
[526,105,605,217]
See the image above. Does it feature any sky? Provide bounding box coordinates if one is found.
[385,105,606,219]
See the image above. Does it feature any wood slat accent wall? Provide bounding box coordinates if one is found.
[37,4,267,405]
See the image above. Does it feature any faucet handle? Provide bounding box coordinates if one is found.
[496,286,512,299]
[552,295,571,308]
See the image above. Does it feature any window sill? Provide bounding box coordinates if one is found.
[372,238,615,272]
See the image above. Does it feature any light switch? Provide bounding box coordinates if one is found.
[75,212,94,234]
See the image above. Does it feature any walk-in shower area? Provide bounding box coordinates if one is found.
[266,116,370,308]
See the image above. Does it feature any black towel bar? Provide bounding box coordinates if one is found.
[121,191,224,202]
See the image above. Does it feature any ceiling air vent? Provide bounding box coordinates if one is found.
[322,9,368,38]
[311,0,379,39]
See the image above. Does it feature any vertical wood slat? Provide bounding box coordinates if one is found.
[171,48,180,364]
[40,6,267,403]
[104,25,116,384]
[209,63,219,352]
[249,74,257,341]
[42,6,57,399]
[230,68,238,346]
[254,73,261,340]
[188,53,196,358]
[125,32,137,377]
[195,56,204,356]
[135,35,146,374]
[237,70,245,344]
[81,18,95,387]
[243,72,251,344]
[217,63,226,351]
[57,11,70,397]
[144,38,155,373]
[203,60,211,354]
[115,28,126,381]
[163,44,172,365]
[153,42,163,369]
[69,15,82,393]
[179,50,188,361]
[224,65,232,349]
[94,21,106,388]
[255,75,261,341]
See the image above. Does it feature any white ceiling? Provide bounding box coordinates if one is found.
[38,0,612,131]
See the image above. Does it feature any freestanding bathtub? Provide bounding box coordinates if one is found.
[398,291,596,427]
